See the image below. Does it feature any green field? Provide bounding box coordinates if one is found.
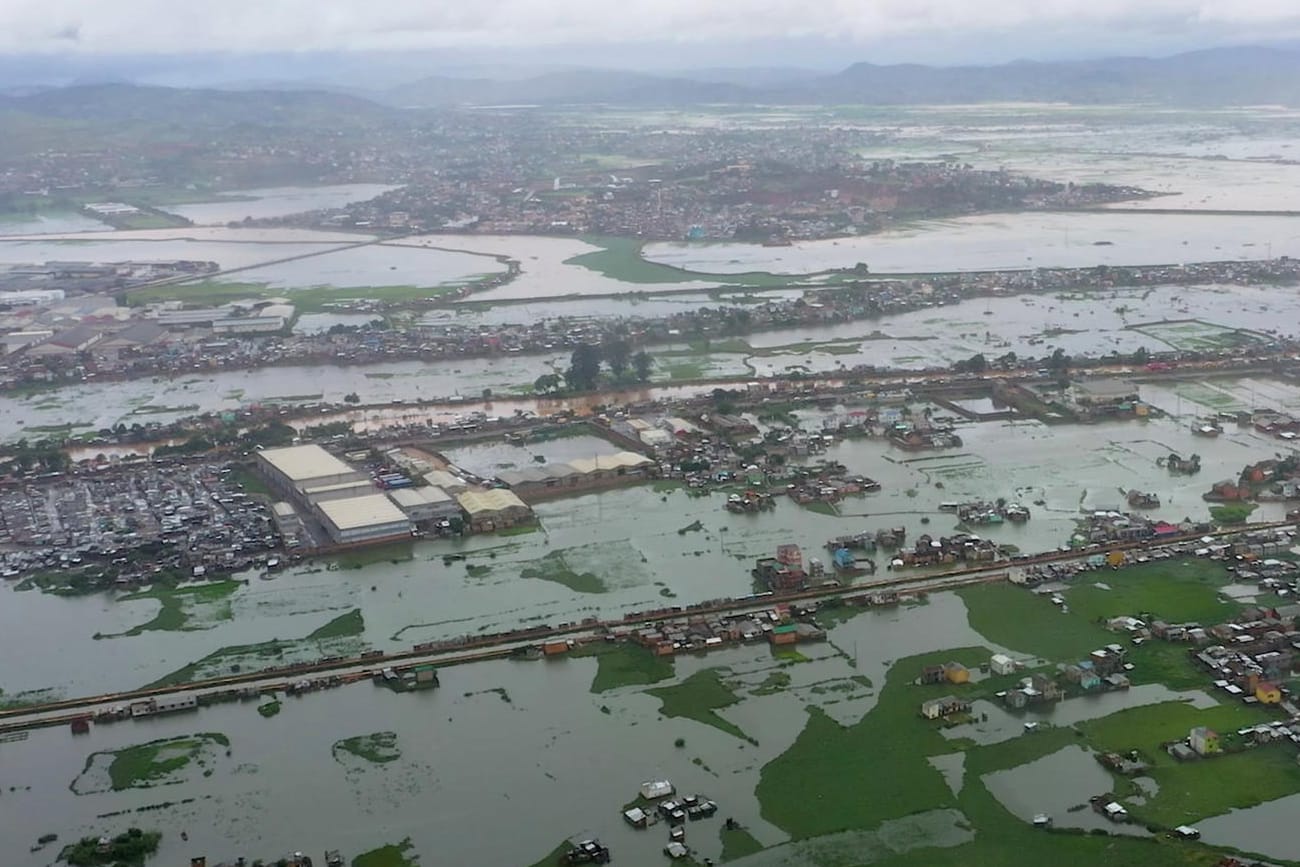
[754,644,1273,867]
[112,580,240,636]
[146,608,366,687]
[959,559,1237,663]
[1080,701,1300,826]
[353,839,418,867]
[75,732,230,793]
[646,668,751,742]
[520,550,607,593]
[568,642,674,693]
[567,235,830,287]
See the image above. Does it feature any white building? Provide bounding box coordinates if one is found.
[388,486,461,522]
[315,493,413,545]
[257,444,367,500]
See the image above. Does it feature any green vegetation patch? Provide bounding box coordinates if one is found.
[757,647,991,839]
[521,840,574,867]
[719,825,764,861]
[333,731,402,765]
[353,838,418,867]
[647,668,751,742]
[73,733,229,794]
[521,550,607,593]
[111,580,240,637]
[1079,700,1300,827]
[146,608,366,688]
[307,608,366,640]
[569,235,791,286]
[570,642,674,693]
[959,559,1237,662]
[1210,502,1258,525]
[62,828,161,866]
[257,700,281,718]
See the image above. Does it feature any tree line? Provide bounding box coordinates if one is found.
[534,336,655,394]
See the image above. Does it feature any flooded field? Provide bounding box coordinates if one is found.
[0,212,110,235]
[10,274,1300,441]
[642,211,1300,275]
[163,184,396,225]
[209,240,506,290]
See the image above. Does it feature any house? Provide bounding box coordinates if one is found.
[640,779,674,800]
[1205,479,1244,502]
[920,664,947,685]
[1255,681,1283,704]
[1064,661,1102,690]
[1028,673,1063,701]
[920,696,970,720]
[1189,726,1221,756]
[990,653,1017,676]
[943,662,970,684]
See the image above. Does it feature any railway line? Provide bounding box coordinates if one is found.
[0,520,1292,735]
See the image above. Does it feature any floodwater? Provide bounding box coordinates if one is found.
[163,184,396,226]
[641,212,1300,275]
[211,240,506,290]
[390,234,722,300]
[0,212,110,235]
[13,274,1300,440]
[1197,792,1300,861]
[983,745,1148,836]
[0,564,1001,867]
[6,394,1287,698]
[942,688,1218,746]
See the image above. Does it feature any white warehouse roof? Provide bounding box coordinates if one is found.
[259,444,356,482]
[389,486,454,508]
[317,493,411,531]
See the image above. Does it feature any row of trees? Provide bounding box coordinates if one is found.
[535,338,655,394]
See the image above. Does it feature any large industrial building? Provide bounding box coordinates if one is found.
[257,445,413,546]
[387,486,462,523]
[456,488,532,532]
[315,493,413,545]
[257,444,367,500]
[496,451,655,501]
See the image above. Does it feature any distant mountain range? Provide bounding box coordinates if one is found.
[0,82,388,127]
[6,46,1300,121]
[378,47,1300,107]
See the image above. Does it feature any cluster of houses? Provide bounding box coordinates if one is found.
[1203,456,1300,505]
[887,419,962,451]
[582,603,828,659]
[887,532,1003,569]
[947,500,1031,526]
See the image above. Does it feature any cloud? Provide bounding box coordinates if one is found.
[3,0,1300,55]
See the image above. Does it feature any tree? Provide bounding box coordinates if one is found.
[343,392,360,404]
[603,335,631,379]
[632,351,654,383]
[565,343,603,391]
[1046,347,1071,373]
[533,373,563,394]
[1131,346,1149,365]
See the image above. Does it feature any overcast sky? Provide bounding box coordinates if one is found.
[3,0,1300,65]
